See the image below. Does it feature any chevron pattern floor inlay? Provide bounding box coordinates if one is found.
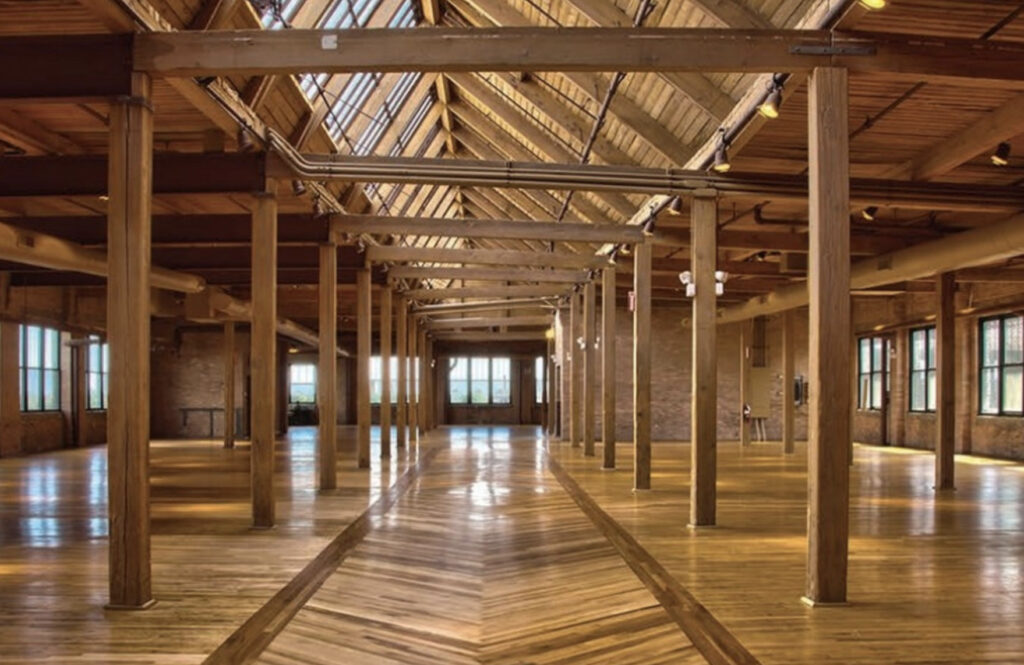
[247,426,728,665]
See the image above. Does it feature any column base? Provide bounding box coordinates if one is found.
[800,596,849,608]
[105,598,157,611]
[932,485,957,492]
[686,522,716,530]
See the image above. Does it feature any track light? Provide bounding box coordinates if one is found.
[641,217,656,237]
[861,206,879,221]
[711,129,731,173]
[678,271,695,298]
[291,179,306,196]
[992,142,1011,167]
[312,194,326,218]
[668,197,683,214]
[858,0,886,9]
[758,76,784,119]
[236,127,255,153]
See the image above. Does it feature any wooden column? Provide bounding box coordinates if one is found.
[546,335,557,434]
[357,268,372,467]
[380,287,392,457]
[739,319,752,447]
[106,72,154,608]
[396,297,408,448]
[936,272,956,490]
[408,315,418,441]
[633,241,652,490]
[250,179,278,529]
[318,243,338,488]
[559,308,570,440]
[569,292,582,447]
[690,193,718,526]
[0,321,21,457]
[418,326,428,434]
[602,268,617,468]
[804,66,851,606]
[223,322,236,449]
[782,310,796,454]
[583,280,597,456]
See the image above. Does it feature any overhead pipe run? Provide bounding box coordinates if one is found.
[716,211,1024,324]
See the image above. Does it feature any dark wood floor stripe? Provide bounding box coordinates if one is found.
[202,446,441,665]
[546,453,763,665]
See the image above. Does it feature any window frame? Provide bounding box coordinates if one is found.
[979,314,1024,416]
[288,363,317,405]
[534,356,545,405]
[447,356,512,407]
[19,325,61,413]
[908,326,936,413]
[85,336,109,411]
[369,355,399,404]
[857,336,887,411]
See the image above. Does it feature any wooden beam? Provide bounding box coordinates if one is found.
[0,34,133,100]
[404,285,573,301]
[223,322,236,449]
[408,315,418,442]
[689,194,717,527]
[418,326,428,434]
[739,319,752,448]
[583,280,596,457]
[396,296,408,449]
[412,299,554,316]
[425,315,551,329]
[600,267,617,469]
[804,67,850,607]
[188,0,242,29]
[332,214,644,243]
[690,0,772,29]
[936,272,955,490]
[357,266,371,469]
[135,28,1024,86]
[547,333,557,436]
[367,246,613,270]
[0,152,268,197]
[430,331,547,342]
[318,243,338,489]
[250,180,278,529]
[389,266,587,283]
[569,292,581,448]
[379,287,393,457]
[105,72,154,610]
[633,241,652,490]
[782,310,796,455]
[657,228,910,256]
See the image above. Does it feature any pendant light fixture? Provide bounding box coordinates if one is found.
[758,75,785,119]
[992,142,1011,167]
[711,128,731,173]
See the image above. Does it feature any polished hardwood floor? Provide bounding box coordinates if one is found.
[1,426,1022,664]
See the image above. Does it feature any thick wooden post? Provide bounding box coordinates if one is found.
[602,267,616,469]
[804,66,851,606]
[633,241,652,490]
[356,267,371,468]
[380,287,392,457]
[583,280,597,456]
[0,321,23,456]
[569,292,582,447]
[739,319,752,447]
[318,243,338,489]
[250,179,278,528]
[396,297,408,448]
[408,315,418,441]
[782,310,796,454]
[936,272,956,490]
[690,193,718,527]
[106,72,154,608]
[418,327,428,434]
[547,335,557,434]
[223,322,236,449]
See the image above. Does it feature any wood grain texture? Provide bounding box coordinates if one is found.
[582,280,596,457]
[569,292,582,448]
[602,268,616,469]
[224,322,236,450]
[408,315,418,442]
[251,181,278,529]
[105,72,153,608]
[806,66,851,605]
[356,267,371,469]
[396,297,408,449]
[690,195,718,527]
[317,244,337,489]
[633,242,652,490]
[781,310,795,455]
[936,272,956,489]
[738,319,752,448]
[379,287,392,458]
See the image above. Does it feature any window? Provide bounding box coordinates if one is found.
[19,325,61,412]
[979,315,1024,415]
[908,327,936,413]
[535,356,545,404]
[448,357,511,406]
[370,356,399,404]
[857,336,887,410]
[289,364,317,404]
[86,336,109,410]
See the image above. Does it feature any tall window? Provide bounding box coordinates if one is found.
[448,357,511,405]
[289,364,317,404]
[908,327,936,413]
[86,336,109,410]
[19,325,61,412]
[980,315,1023,415]
[535,356,545,404]
[370,356,399,404]
[857,336,887,410]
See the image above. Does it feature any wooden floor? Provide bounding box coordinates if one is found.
[1,427,1022,664]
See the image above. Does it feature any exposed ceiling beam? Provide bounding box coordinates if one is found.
[425,315,552,329]
[404,285,572,300]
[367,246,612,269]
[134,29,1024,87]
[431,331,548,342]
[388,266,587,283]
[331,215,644,243]
[411,298,555,315]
